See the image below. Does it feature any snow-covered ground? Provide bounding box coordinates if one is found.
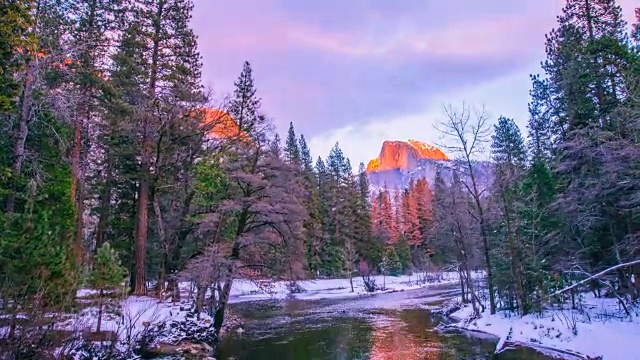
[449,293,640,360]
[63,271,474,340]
[226,271,470,302]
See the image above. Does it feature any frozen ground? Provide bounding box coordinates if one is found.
[449,293,640,360]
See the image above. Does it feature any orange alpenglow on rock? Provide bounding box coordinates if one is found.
[366,139,449,172]
[199,108,249,141]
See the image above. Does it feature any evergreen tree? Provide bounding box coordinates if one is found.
[229,61,261,136]
[490,116,528,314]
[88,242,127,332]
[539,0,637,288]
[298,134,314,173]
[285,122,301,165]
[395,235,412,274]
[1,3,79,336]
[68,0,124,264]
[527,75,556,160]
[355,162,377,266]
[293,133,322,274]
[386,247,403,277]
[0,0,32,112]
[105,0,206,295]
[270,133,282,158]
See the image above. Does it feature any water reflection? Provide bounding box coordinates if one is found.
[368,309,500,360]
[217,318,373,360]
[218,303,557,360]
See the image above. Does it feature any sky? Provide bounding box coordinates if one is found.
[191,0,638,167]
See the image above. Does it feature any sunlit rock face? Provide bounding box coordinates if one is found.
[200,108,246,140]
[365,140,450,189]
[365,139,491,189]
[366,140,449,172]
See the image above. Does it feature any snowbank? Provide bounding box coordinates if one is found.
[65,271,475,340]
[226,271,476,302]
[449,293,640,360]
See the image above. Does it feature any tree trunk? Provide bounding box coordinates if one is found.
[153,192,167,298]
[465,266,479,316]
[459,267,467,303]
[95,155,113,253]
[168,276,180,302]
[633,264,640,300]
[157,257,166,299]
[196,283,206,315]
[131,0,163,297]
[97,290,103,333]
[349,274,354,292]
[502,193,527,315]
[8,312,17,339]
[213,278,233,336]
[132,167,150,295]
[465,153,496,314]
[479,217,496,314]
[6,61,36,212]
[71,112,84,264]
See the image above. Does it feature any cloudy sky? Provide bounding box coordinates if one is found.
[191,0,637,167]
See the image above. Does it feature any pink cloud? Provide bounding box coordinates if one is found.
[283,12,558,60]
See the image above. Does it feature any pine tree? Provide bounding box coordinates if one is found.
[270,133,282,158]
[542,0,628,134]
[285,122,301,165]
[299,135,314,174]
[1,3,79,335]
[527,75,556,160]
[355,162,377,266]
[318,143,356,276]
[414,178,434,249]
[0,0,32,112]
[395,235,411,273]
[88,242,127,332]
[68,0,123,265]
[229,61,261,136]
[539,0,637,291]
[293,133,322,274]
[491,116,528,314]
[380,246,402,278]
[108,0,206,295]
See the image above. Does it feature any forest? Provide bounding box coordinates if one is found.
[0,0,639,359]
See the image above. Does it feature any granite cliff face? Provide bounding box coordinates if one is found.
[365,139,490,189]
[366,139,449,172]
[201,108,247,140]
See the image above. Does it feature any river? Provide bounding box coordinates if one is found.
[216,284,559,360]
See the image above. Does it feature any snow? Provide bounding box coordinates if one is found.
[39,271,640,360]
[449,293,640,360]
[63,271,472,341]
[59,295,192,338]
[225,271,471,303]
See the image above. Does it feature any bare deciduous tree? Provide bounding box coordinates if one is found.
[435,102,497,314]
[184,127,307,335]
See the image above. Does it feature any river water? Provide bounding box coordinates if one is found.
[216,285,558,360]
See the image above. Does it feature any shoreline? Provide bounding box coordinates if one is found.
[435,323,599,360]
[431,294,637,360]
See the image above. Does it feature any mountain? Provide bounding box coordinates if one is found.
[366,139,449,172]
[365,139,491,189]
[201,109,245,139]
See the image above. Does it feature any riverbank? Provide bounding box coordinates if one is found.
[442,292,640,360]
[66,271,473,337]
[48,276,577,359]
